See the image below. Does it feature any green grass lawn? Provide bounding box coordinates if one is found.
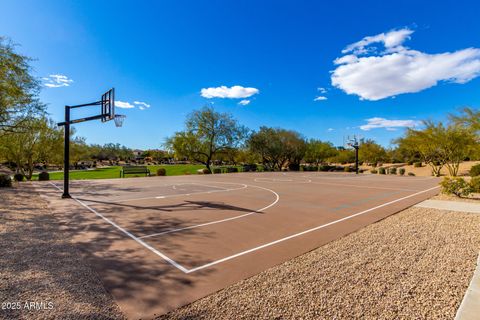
[32,164,205,180]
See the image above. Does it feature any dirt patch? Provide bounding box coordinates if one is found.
[159,207,480,319]
[0,184,125,319]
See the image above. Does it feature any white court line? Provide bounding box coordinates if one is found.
[139,184,280,238]
[48,182,189,273]
[303,174,437,182]
[109,183,248,204]
[185,185,440,273]
[308,181,419,192]
[48,181,439,274]
[254,177,312,183]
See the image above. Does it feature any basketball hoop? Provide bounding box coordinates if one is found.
[114,114,126,127]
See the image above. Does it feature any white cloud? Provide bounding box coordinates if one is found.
[317,87,327,93]
[342,28,414,55]
[238,99,250,106]
[331,28,480,100]
[42,74,73,88]
[134,101,151,108]
[201,85,259,99]
[115,101,135,109]
[327,128,334,132]
[314,96,328,101]
[360,117,421,131]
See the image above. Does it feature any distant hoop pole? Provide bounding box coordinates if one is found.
[353,144,359,174]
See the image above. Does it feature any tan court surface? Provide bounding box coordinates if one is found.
[38,172,440,319]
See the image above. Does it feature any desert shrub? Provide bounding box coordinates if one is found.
[156,168,166,176]
[38,171,50,181]
[378,167,386,174]
[389,167,397,175]
[288,163,300,171]
[470,176,480,193]
[226,167,238,173]
[242,164,257,172]
[0,174,12,187]
[213,168,222,174]
[408,172,415,176]
[319,165,332,172]
[370,169,378,174]
[440,177,473,197]
[469,164,480,177]
[414,162,422,168]
[13,173,24,182]
[399,168,405,176]
[344,166,351,172]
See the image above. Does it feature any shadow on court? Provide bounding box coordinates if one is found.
[78,198,259,213]
[35,184,217,315]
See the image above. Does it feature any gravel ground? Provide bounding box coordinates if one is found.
[432,193,480,203]
[0,185,125,320]
[159,207,480,320]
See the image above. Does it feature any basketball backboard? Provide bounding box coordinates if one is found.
[101,88,115,122]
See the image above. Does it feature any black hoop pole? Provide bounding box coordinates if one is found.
[56,88,115,199]
[354,145,359,174]
[62,106,71,198]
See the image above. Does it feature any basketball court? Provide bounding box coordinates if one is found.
[38,172,440,318]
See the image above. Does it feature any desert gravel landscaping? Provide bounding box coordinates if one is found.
[159,206,480,319]
[2,184,480,319]
[0,185,124,320]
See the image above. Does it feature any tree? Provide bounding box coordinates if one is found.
[248,127,306,170]
[397,123,444,176]
[396,121,476,176]
[0,117,63,179]
[358,139,387,165]
[450,107,480,132]
[328,149,355,164]
[439,125,477,176]
[0,37,45,134]
[304,139,337,167]
[165,106,247,171]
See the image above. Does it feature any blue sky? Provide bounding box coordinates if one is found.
[1,0,480,149]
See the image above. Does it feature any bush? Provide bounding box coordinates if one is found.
[13,173,24,182]
[469,164,480,177]
[288,163,300,171]
[319,165,332,172]
[344,166,351,172]
[156,168,166,176]
[370,169,378,174]
[440,177,473,197]
[226,167,238,173]
[470,176,480,193]
[242,164,257,172]
[407,160,414,165]
[198,168,211,174]
[414,162,422,168]
[38,171,50,181]
[378,167,386,174]
[408,172,415,176]
[213,168,222,174]
[399,168,405,176]
[389,167,397,175]
[0,174,12,187]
